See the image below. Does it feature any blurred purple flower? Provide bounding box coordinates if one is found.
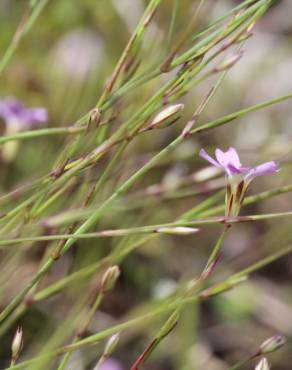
[0,98,47,130]
[99,358,123,370]
[199,147,279,180]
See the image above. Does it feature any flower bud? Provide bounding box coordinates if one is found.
[148,104,184,129]
[200,254,221,280]
[255,358,270,370]
[101,266,120,293]
[157,311,179,339]
[104,333,120,357]
[214,51,243,72]
[11,327,23,363]
[156,226,199,235]
[259,335,286,354]
[88,108,101,128]
[247,22,256,35]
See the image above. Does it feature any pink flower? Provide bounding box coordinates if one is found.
[199,147,279,180]
[199,147,279,216]
[99,358,123,370]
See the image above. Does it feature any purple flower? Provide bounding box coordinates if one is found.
[0,98,47,130]
[199,147,279,180]
[98,358,123,370]
[199,147,279,216]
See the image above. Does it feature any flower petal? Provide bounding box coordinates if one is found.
[227,164,251,175]
[99,358,123,370]
[26,108,48,127]
[199,149,221,168]
[215,148,226,166]
[0,99,24,121]
[215,147,241,168]
[249,161,279,178]
[0,98,47,128]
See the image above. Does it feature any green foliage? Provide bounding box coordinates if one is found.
[0,1,291,369]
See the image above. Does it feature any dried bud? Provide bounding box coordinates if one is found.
[214,51,243,72]
[255,358,270,370]
[11,327,23,363]
[156,226,199,235]
[100,266,120,293]
[104,333,120,357]
[148,104,184,129]
[259,335,286,354]
[200,254,221,281]
[88,108,101,129]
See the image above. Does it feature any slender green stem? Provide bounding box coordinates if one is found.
[0,258,54,323]
[6,237,292,370]
[0,126,85,144]
[1,84,290,323]
[191,0,258,42]
[0,0,50,75]
[204,227,229,271]
[1,211,292,246]
[230,355,255,370]
[96,0,162,107]
[192,92,292,135]
[172,0,270,67]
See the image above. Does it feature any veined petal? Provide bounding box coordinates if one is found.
[249,161,279,178]
[199,149,221,168]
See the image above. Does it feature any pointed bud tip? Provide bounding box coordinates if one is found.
[11,326,23,361]
[255,358,270,370]
[158,311,179,338]
[149,104,184,129]
[101,266,120,293]
[104,332,120,356]
[88,108,101,128]
[259,334,286,354]
[214,51,244,72]
[157,226,199,235]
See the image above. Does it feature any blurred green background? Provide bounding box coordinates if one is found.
[0,1,292,369]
